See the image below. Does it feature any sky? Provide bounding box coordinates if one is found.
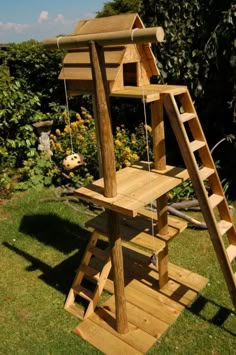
[0,0,105,43]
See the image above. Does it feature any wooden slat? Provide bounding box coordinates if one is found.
[89,246,110,261]
[74,13,139,35]
[102,298,169,338]
[124,285,180,324]
[80,264,100,281]
[218,220,233,236]
[208,194,224,209]
[64,48,125,65]
[199,166,215,180]
[90,308,156,353]
[75,165,188,217]
[226,244,236,263]
[74,319,142,355]
[129,279,184,312]
[73,285,94,301]
[65,303,85,319]
[189,140,206,152]
[59,66,118,81]
[179,112,195,123]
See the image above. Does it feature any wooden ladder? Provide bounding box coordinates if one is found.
[163,88,236,308]
[64,231,111,319]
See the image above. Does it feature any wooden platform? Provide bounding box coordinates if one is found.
[75,164,188,217]
[72,245,208,354]
[111,84,188,103]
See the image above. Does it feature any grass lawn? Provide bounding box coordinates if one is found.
[0,187,236,354]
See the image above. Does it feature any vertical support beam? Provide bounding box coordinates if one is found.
[89,41,128,334]
[92,95,103,178]
[107,210,129,334]
[89,41,117,197]
[151,98,169,236]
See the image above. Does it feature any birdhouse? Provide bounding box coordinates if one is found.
[58,13,159,95]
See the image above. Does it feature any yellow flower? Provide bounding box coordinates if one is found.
[132,153,139,161]
[62,111,67,119]
[124,160,131,167]
[71,122,78,129]
[55,128,61,136]
[116,132,122,138]
[66,148,71,156]
[115,139,122,147]
[55,143,62,151]
[76,113,81,120]
[69,172,74,178]
[131,139,136,145]
[124,147,131,154]
[64,125,70,133]
[78,134,85,141]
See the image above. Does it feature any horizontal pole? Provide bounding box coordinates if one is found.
[43,27,164,49]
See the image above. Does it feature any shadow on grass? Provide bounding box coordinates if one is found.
[19,213,91,254]
[188,294,236,336]
[2,213,92,295]
[2,241,85,294]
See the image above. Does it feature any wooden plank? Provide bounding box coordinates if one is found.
[90,308,156,353]
[124,285,180,324]
[74,319,142,355]
[129,279,184,311]
[226,244,236,263]
[74,14,138,35]
[103,298,169,338]
[59,66,119,81]
[64,48,125,65]
[75,165,188,216]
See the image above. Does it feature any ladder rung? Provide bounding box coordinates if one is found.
[189,140,206,152]
[208,194,224,209]
[218,220,233,236]
[80,264,100,281]
[179,112,196,123]
[199,167,215,180]
[72,285,94,301]
[88,246,110,262]
[226,244,236,263]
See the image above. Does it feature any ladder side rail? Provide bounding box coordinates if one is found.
[179,91,236,240]
[163,93,236,306]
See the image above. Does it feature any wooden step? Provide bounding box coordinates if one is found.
[199,167,215,180]
[73,285,94,302]
[88,246,110,262]
[208,194,224,209]
[189,140,206,152]
[218,220,233,236]
[80,264,100,281]
[179,112,195,123]
[226,244,236,263]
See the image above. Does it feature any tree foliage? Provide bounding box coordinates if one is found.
[96,0,141,17]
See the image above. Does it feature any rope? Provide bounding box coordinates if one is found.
[139,49,156,257]
[57,36,75,154]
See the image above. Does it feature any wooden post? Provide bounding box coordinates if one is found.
[92,95,103,178]
[151,99,168,236]
[89,41,117,197]
[107,210,129,334]
[89,41,128,334]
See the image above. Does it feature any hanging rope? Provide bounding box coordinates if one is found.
[57,36,75,155]
[130,36,157,262]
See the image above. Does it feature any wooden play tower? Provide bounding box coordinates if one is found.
[44,14,236,354]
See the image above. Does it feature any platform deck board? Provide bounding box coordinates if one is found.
[75,165,188,217]
[73,253,208,354]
